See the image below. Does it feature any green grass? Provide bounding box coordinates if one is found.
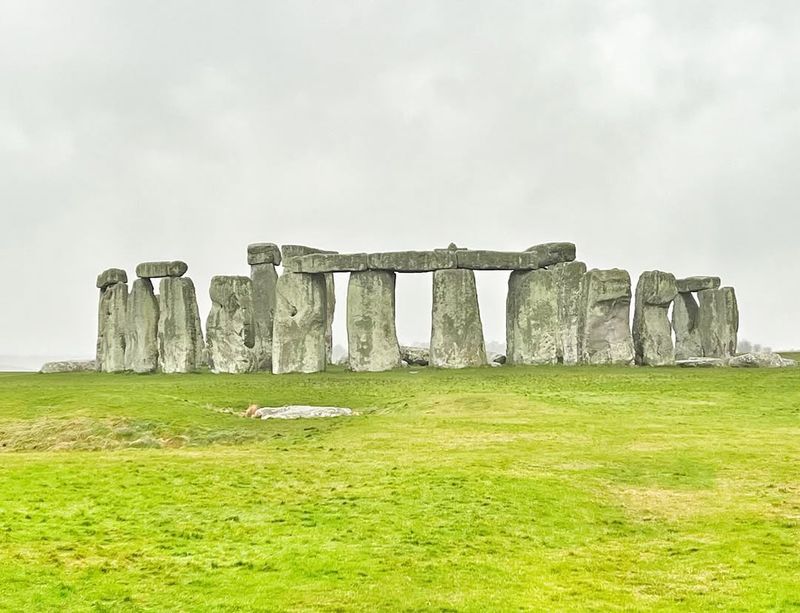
[1,366,799,611]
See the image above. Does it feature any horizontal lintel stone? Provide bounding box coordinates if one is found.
[96,268,128,289]
[247,243,282,266]
[285,253,369,273]
[676,276,721,293]
[135,261,188,279]
[368,251,457,272]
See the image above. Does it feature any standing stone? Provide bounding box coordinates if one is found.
[698,287,739,358]
[325,274,335,364]
[430,269,487,368]
[672,292,702,360]
[125,278,159,373]
[347,271,402,372]
[578,269,635,365]
[206,276,256,374]
[96,278,128,373]
[250,262,278,372]
[551,261,587,365]
[632,271,678,366]
[506,268,559,365]
[157,277,205,373]
[272,272,327,374]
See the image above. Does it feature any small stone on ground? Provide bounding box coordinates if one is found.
[253,405,353,419]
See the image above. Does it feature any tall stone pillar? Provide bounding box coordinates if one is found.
[698,286,738,358]
[347,270,401,372]
[248,243,281,372]
[578,268,635,365]
[632,270,678,366]
[272,272,327,374]
[206,276,256,374]
[158,277,205,373]
[552,261,587,365]
[506,268,558,365]
[125,278,159,373]
[672,276,720,359]
[430,269,487,368]
[96,268,128,373]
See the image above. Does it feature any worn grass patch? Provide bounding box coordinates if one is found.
[0,366,799,610]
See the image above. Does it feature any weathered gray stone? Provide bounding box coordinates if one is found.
[250,262,278,371]
[368,251,457,272]
[125,278,159,373]
[578,269,635,365]
[254,405,353,419]
[672,293,702,360]
[157,277,205,373]
[551,261,587,365]
[96,268,127,290]
[490,353,507,365]
[272,272,327,374]
[728,352,794,368]
[285,252,369,273]
[676,357,726,368]
[96,281,128,372]
[698,287,738,358]
[206,276,256,374]
[400,346,430,366]
[457,242,576,270]
[676,276,721,293]
[430,269,487,368]
[281,244,336,260]
[346,271,402,372]
[247,243,282,266]
[633,270,677,366]
[40,360,97,374]
[506,268,559,365]
[135,261,187,279]
[325,273,335,364]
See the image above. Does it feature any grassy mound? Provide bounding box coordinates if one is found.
[1,366,798,610]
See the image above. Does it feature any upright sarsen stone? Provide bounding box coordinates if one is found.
[430,269,487,368]
[672,293,702,359]
[96,276,128,373]
[325,274,336,364]
[125,278,159,373]
[579,269,635,365]
[347,271,401,372]
[632,271,678,366]
[272,272,327,374]
[552,261,587,365]
[506,268,558,365]
[250,259,278,372]
[157,277,205,373]
[206,276,256,374]
[698,287,739,358]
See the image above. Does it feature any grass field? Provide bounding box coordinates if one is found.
[1,364,799,611]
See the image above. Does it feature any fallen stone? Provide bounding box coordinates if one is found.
[633,270,677,366]
[96,281,128,372]
[247,243,282,266]
[430,269,487,368]
[579,269,635,365]
[400,346,429,366]
[285,253,369,273]
[490,353,506,365]
[255,405,353,419]
[250,262,278,372]
[506,268,559,365]
[676,276,721,293]
[157,277,205,373]
[676,357,727,368]
[125,278,160,373]
[40,360,97,374]
[206,276,257,374]
[728,352,796,368]
[347,270,402,372]
[96,268,127,290]
[698,287,738,358]
[672,293,703,360]
[368,250,457,272]
[551,261,587,365]
[272,272,327,374]
[135,261,188,279]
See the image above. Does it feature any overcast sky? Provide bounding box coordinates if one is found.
[1,1,799,363]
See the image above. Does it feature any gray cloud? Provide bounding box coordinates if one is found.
[1,0,799,360]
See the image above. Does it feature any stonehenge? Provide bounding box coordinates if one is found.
[95,241,745,374]
[633,271,678,366]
